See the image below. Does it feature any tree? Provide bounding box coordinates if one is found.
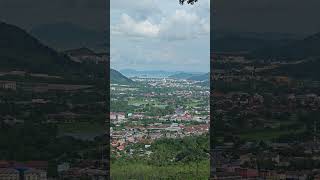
[179,0,198,5]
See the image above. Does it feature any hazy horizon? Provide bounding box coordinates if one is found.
[115,68,209,74]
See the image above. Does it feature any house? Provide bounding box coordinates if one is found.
[259,170,278,179]
[111,140,119,147]
[165,123,181,132]
[0,81,16,90]
[181,112,192,121]
[0,161,10,168]
[57,163,70,173]
[117,145,125,151]
[127,136,135,143]
[131,113,144,119]
[24,168,47,180]
[0,168,19,180]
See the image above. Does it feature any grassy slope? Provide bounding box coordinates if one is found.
[111,160,209,180]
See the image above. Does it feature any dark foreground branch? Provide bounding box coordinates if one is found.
[179,0,198,5]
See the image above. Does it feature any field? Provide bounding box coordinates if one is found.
[111,160,210,180]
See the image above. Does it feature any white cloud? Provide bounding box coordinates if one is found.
[112,14,160,38]
[112,9,209,40]
[159,9,209,40]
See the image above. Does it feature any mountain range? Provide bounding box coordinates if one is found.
[0,21,110,83]
[0,22,79,74]
[168,72,196,79]
[251,32,320,60]
[6,19,320,84]
[0,21,136,85]
[213,31,320,60]
[213,32,298,53]
[120,69,178,78]
[30,22,106,51]
[169,72,209,81]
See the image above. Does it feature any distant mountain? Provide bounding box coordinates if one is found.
[30,22,106,51]
[271,58,320,80]
[251,32,320,60]
[214,31,301,40]
[214,36,271,53]
[213,33,296,53]
[0,22,79,74]
[120,69,177,78]
[187,73,209,81]
[169,72,198,79]
[111,69,134,85]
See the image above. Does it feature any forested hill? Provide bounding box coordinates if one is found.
[251,32,320,60]
[0,22,82,74]
[111,69,134,85]
[0,22,107,81]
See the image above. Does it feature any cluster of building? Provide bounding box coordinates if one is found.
[111,112,209,155]
[111,77,210,157]
[0,160,109,180]
[0,161,47,180]
[211,53,320,179]
[0,80,16,91]
[58,161,108,180]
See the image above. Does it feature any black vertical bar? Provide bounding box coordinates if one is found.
[106,0,110,179]
[210,0,216,178]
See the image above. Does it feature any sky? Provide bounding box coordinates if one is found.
[214,0,320,36]
[110,0,210,73]
[0,0,107,31]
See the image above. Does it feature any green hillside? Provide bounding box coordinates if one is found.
[0,22,107,84]
[111,69,134,85]
[169,72,195,79]
[0,22,80,74]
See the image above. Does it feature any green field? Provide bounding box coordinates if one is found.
[186,100,202,108]
[111,160,209,180]
[128,98,149,106]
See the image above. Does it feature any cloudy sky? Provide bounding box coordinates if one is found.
[214,0,320,35]
[0,0,106,31]
[110,0,210,73]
